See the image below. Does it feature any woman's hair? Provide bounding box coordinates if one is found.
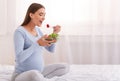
[21,3,45,26]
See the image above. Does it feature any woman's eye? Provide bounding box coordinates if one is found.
[39,13,45,17]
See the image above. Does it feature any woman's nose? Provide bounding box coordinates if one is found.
[42,16,45,21]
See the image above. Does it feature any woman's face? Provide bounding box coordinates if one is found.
[30,8,46,27]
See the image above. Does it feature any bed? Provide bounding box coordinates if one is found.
[0,64,120,81]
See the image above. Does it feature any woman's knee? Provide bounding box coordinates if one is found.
[29,70,44,80]
[59,63,70,74]
[53,63,70,76]
[15,70,44,81]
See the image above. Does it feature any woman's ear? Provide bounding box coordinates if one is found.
[29,13,34,18]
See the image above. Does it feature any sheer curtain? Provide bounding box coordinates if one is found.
[0,0,16,64]
[41,0,120,64]
[15,0,120,64]
[0,0,7,35]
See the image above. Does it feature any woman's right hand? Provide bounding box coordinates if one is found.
[37,35,55,46]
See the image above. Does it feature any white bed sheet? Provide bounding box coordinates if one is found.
[54,65,120,81]
[0,65,14,81]
[0,64,120,81]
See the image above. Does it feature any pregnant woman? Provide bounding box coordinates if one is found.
[11,3,69,81]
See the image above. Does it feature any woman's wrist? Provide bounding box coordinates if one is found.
[37,41,41,46]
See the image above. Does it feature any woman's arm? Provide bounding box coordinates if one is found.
[44,25,61,53]
[14,30,40,63]
[45,44,56,53]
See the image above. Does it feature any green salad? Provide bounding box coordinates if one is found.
[46,33,59,41]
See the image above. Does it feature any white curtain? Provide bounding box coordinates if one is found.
[0,0,16,64]
[0,0,7,35]
[1,0,120,64]
[41,0,120,64]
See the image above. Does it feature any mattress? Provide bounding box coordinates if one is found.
[0,64,120,81]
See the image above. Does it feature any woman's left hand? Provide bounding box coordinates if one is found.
[53,25,61,34]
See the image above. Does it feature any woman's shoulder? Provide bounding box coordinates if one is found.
[14,26,26,35]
